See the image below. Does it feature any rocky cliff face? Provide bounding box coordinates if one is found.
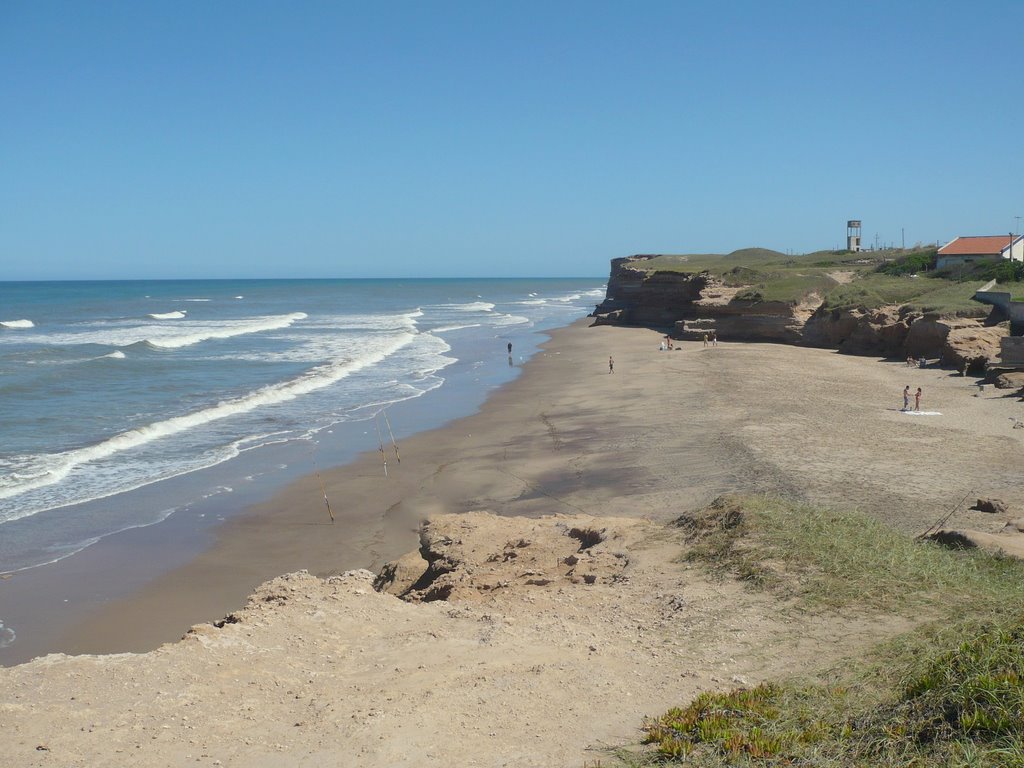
[592,255,1007,369]
[592,256,708,327]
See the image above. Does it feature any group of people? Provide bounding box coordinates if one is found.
[902,385,923,412]
[656,331,719,351]
[906,356,927,368]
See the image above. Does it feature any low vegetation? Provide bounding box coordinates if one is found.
[820,275,988,315]
[615,495,1024,767]
[627,247,1000,315]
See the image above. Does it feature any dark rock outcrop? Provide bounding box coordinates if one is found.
[592,256,709,327]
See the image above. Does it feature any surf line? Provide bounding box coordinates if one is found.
[310,446,335,523]
[375,414,388,477]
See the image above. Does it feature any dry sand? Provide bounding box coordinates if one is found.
[3,320,1024,767]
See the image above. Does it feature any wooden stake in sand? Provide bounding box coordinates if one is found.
[375,414,388,477]
[382,408,401,463]
[310,448,335,523]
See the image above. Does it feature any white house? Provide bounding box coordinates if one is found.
[936,235,1024,270]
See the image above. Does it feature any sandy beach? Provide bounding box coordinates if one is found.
[4,319,1024,766]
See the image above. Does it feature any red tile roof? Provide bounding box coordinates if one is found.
[939,235,1014,255]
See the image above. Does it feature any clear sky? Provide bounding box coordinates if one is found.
[2,1,1023,279]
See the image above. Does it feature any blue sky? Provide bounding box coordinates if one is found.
[2,1,1023,279]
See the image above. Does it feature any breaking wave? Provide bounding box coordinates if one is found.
[0,331,415,518]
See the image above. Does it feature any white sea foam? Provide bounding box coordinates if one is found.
[450,302,495,312]
[103,351,126,360]
[0,331,415,517]
[432,323,482,333]
[517,299,546,305]
[148,311,186,320]
[235,296,244,299]
[22,312,308,350]
[1,319,34,329]
[182,298,211,302]
[553,293,583,302]
[298,311,420,332]
[145,313,307,349]
[490,314,531,327]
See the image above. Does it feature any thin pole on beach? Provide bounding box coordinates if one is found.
[382,408,401,463]
[917,488,973,541]
[310,446,335,523]
[374,414,388,477]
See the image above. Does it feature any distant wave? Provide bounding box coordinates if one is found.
[182,298,211,302]
[103,351,126,360]
[553,293,582,302]
[491,314,531,327]
[144,312,307,349]
[234,296,244,299]
[298,310,421,333]
[1,319,34,329]
[433,323,482,333]
[452,302,495,312]
[517,299,546,306]
[0,331,416,517]
[148,311,186,320]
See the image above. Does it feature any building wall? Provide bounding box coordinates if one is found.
[1004,239,1024,262]
[936,254,997,270]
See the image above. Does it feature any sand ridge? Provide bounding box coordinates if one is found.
[2,512,915,767]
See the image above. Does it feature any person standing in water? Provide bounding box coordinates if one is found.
[507,341,512,355]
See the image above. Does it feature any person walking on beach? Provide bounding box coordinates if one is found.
[902,385,910,411]
[915,387,922,411]
[702,333,708,347]
[608,356,614,374]
[711,330,717,346]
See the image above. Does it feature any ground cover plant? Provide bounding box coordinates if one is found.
[617,495,1024,767]
[628,247,989,316]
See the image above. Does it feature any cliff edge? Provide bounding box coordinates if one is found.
[592,254,1007,371]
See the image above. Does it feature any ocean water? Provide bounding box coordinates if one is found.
[0,279,603,599]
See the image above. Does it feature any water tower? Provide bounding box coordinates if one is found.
[847,220,862,252]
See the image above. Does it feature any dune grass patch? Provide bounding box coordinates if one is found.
[622,495,1024,767]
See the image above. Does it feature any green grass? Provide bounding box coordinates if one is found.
[621,248,990,314]
[677,495,1024,613]
[618,495,1024,767]
[639,621,1024,767]
[732,272,839,304]
[820,274,988,315]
